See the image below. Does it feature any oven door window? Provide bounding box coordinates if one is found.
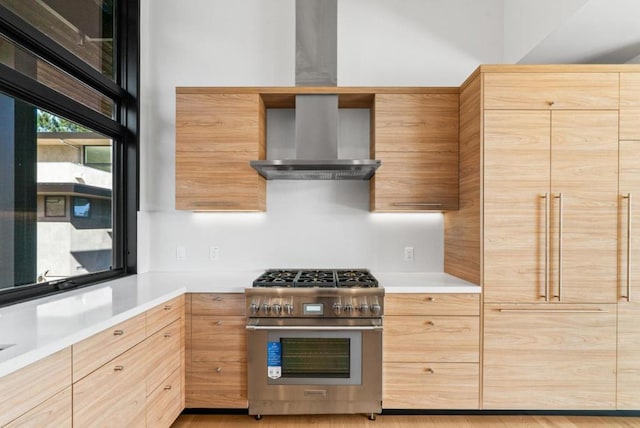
[267,330,362,385]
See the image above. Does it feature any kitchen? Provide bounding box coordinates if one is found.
[1,0,640,427]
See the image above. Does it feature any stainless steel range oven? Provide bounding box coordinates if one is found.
[245,269,384,420]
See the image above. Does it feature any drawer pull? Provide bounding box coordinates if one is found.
[164,305,172,310]
[216,367,222,373]
[113,330,124,336]
[164,333,171,338]
[425,297,435,302]
[424,368,434,374]
[114,365,124,371]
[164,385,172,390]
[547,101,555,106]
[392,202,443,207]
[213,296,223,302]
[425,321,435,326]
[216,320,223,326]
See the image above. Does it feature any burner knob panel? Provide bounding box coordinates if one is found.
[249,303,259,315]
[261,303,271,314]
[359,303,369,314]
[272,304,282,315]
[332,302,342,315]
[344,303,354,313]
[283,303,294,315]
[371,303,381,316]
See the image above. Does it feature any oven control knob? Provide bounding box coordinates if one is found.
[283,303,294,315]
[332,302,342,315]
[249,303,260,315]
[261,303,271,314]
[371,303,381,316]
[359,303,369,314]
[344,303,354,313]
[272,304,282,315]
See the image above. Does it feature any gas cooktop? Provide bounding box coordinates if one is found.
[252,269,379,288]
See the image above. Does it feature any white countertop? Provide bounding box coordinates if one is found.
[0,270,478,378]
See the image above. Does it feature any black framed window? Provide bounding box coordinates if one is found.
[0,0,138,306]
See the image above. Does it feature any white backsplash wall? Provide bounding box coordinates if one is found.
[139,0,503,273]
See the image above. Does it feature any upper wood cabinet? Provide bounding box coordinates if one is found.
[620,73,640,140]
[371,93,459,211]
[176,91,266,211]
[483,72,619,110]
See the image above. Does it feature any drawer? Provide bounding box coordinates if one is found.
[188,360,247,408]
[147,295,184,336]
[385,293,479,316]
[383,362,479,409]
[384,316,479,363]
[191,316,246,362]
[0,347,71,427]
[147,367,183,428]
[191,293,245,316]
[72,312,146,382]
[146,319,182,396]
[5,386,72,428]
[73,340,147,427]
[483,72,619,110]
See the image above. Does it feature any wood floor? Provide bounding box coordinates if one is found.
[172,414,640,427]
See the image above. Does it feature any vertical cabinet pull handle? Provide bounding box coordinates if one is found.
[113,330,124,336]
[623,193,632,302]
[555,193,563,301]
[541,193,550,301]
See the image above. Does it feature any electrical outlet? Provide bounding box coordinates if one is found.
[176,246,186,261]
[404,246,414,262]
[209,246,219,261]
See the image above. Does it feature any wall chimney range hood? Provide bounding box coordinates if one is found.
[250,0,381,180]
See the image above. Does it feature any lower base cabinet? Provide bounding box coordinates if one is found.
[617,301,640,409]
[189,361,247,408]
[383,363,479,409]
[5,387,72,428]
[483,303,617,410]
[146,367,183,427]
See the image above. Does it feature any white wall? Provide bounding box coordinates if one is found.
[139,0,503,274]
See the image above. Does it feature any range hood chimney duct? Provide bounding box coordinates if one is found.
[250,0,381,180]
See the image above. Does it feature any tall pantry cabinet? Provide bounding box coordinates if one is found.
[444,66,638,410]
[618,72,640,409]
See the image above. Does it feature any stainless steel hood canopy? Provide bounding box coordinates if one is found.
[250,0,381,180]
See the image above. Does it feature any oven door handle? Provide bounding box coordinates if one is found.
[245,325,383,331]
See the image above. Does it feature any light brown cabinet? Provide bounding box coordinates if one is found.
[0,347,71,427]
[5,387,72,428]
[617,139,640,409]
[175,91,266,211]
[383,293,479,409]
[483,109,619,304]
[620,73,640,140]
[371,93,459,211]
[186,293,247,408]
[483,303,617,410]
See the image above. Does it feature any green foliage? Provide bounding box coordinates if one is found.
[37,110,89,133]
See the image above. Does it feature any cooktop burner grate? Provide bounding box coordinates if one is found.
[252,269,378,288]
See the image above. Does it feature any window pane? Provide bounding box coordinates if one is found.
[0,34,115,117]
[0,91,113,288]
[84,145,112,172]
[0,0,115,79]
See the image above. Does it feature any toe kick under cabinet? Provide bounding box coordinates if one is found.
[383,293,480,409]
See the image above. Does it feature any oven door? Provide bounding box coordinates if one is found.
[246,318,382,415]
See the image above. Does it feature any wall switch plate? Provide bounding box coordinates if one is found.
[209,246,219,261]
[404,246,414,262]
[176,246,186,261]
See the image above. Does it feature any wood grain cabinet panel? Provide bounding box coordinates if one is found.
[190,361,247,408]
[5,387,72,428]
[483,72,619,110]
[384,316,479,363]
[483,303,617,410]
[620,73,640,140]
[191,316,246,362]
[383,363,479,409]
[385,293,479,316]
[72,312,146,382]
[146,319,182,397]
[0,347,71,427]
[146,294,184,336]
[146,367,183,428]
[191,293,245,316]
[175,91,265,211]
[371,93,459,211]
[73,340,148,427]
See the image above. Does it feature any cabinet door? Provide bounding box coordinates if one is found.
[550,111,618,303]
[483,110,551,303]
[372,93,459,211]
[190,315,246,362]
[175,92,266,211]
[483,303,616,410]
[620,73,640,140]
[617,140,640,409]
[5,387,71,428]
